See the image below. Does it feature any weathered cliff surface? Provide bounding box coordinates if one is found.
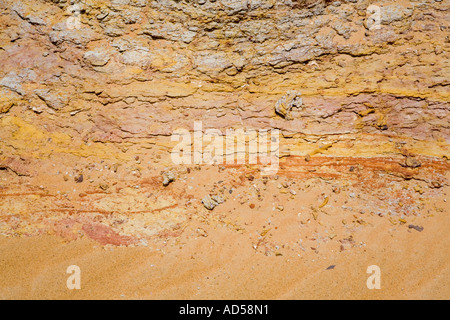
[0,0,448,247]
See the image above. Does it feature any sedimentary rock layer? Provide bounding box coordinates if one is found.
[0,0,448,246]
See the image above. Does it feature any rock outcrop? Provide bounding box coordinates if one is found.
[0,0,448,246]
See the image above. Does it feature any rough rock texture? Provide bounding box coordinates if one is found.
[0,0,449,298]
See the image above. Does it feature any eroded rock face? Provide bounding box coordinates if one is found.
[0,0,448,246]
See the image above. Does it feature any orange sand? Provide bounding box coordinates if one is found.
[1,201,448,300]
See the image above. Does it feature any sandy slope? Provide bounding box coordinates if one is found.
[1,195,448,300]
